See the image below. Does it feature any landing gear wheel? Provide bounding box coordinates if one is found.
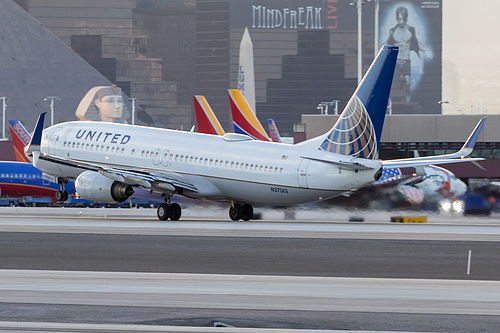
[157,203,171,221]
[55,190,69,202]
[241,203,254,221]
[170,203,182,221]
[229,203,243,221]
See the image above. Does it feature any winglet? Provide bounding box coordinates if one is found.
[24,113,46,161]
[267,119,282,143]
[423,116,487,160]
[8,119,31,162]
[460,116,487,152]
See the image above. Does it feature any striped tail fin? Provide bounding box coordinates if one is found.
[193,95,225,135]
[8,119,31,162]
[319,45,398,159]
[228,89,270,141]
[267,119,282,143]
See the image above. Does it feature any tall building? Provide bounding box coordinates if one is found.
[20,0,194,129]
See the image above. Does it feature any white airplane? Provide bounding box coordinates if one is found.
[24,45,482,221]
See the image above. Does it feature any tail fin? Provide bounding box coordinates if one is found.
[8,120,31,162]
[319,45,398,159]
[25,113,46,167]
[228,89,270,141]
[267,119,282,143]
[193,95,225,135]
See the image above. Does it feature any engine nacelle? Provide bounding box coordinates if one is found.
[75,171,134,203]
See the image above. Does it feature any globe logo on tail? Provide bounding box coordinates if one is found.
[319,95,377,159]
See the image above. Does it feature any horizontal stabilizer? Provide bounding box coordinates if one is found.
[300,155,381,172]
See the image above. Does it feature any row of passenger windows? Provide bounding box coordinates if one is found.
[0,173,41,179]
[64,141,126,155]
[164,152,284,174]
[63,142,284,174]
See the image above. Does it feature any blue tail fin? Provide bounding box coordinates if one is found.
[267,119,282,143]
[319,45,398,159]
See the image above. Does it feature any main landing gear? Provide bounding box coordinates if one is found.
[55,180,69,202]
[157,195,181,221]
[229,202,253,221]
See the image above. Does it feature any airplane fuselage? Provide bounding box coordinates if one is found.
[0,161,75,199]
[37,121,382,205]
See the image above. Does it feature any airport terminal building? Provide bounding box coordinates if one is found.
[1,0,499,180]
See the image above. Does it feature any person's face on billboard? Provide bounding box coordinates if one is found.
[397,12,406,28]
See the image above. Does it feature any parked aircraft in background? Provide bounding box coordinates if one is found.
[0,161,75,201]
[228,88,271,141]
[194,90,282,144]
[0,120,74,201]
[9,120,31,163]
[24,46,483,221]
[267,119,282,143]
[414,165,467,202]
[193,95,225,136]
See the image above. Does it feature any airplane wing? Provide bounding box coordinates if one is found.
[25,113,198,195]
[382,117,487,169]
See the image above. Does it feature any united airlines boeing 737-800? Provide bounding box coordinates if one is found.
[23,46,481,221]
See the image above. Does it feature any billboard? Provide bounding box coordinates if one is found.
[379,1,442,114]
[229,0,442,131]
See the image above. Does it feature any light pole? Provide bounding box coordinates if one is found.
[0,97,7,140]
[130,97,137,125]
[374,0,380,57]
[44,96,61,126]
[350,0,365,84]
[356,0,363,84]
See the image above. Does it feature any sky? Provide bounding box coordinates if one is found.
[443,0,500,114]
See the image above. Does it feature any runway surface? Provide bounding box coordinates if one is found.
[0,207,499,332]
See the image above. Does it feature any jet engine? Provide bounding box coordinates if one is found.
[374,167,383,182]
[75,171,134,203]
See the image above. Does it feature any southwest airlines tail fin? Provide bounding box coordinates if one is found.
[193,95,226,136]
[317,45,398,159]
[8,120,31,162]
[228,89,271,141]
[267,119,282,143]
